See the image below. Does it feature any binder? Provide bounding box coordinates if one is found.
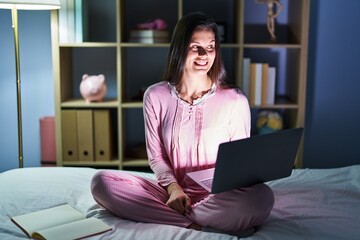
[76,110,94,161]
[61,110,78,161]
[93,110,113,161]
[242,58,251,97]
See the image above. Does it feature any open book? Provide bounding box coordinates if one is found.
[11,204,111,240]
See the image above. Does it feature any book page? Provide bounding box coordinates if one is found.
[11,204,84,237]
[33,217,112,240]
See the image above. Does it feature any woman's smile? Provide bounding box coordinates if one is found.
[194,59,208,67]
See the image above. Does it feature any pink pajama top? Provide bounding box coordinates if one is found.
[143,81,251,202]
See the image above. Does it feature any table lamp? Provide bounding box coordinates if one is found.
[0,0,61,168]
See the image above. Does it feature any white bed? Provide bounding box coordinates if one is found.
[1,165,359,240]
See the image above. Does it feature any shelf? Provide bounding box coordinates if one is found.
[120,42,241,48]
[243,43,301,49]
[221,43,241,48]
[61,99,118,108]
[121,102,143,108]
[244,25,300,45]
[59,42,118,48]
[250,104,298,109]
[250,96,299,109]
[121,43,170,48]
[121,99,299,110]
[52,0,309,169]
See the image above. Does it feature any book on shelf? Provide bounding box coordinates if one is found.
[261,63,269,105]
[242,58,251,97]
[58,0,68,43]
[130,37,169,44]
[266,67,276,105]
[248,61,276,106]
[11,204,112,240]
[129,30,169,43]
[250,63,263,106]
[59,0,88,43]
[130,30,169,38]
[74,0,89,42]
[66,0,75,43]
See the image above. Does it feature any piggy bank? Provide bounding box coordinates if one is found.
[79,74,107,103]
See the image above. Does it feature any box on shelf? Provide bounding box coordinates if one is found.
[129,30,169,43]
[40,116,56,164]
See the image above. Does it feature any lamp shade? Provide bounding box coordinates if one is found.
[0,0,60,9]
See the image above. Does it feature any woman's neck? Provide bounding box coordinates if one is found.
[176,75,213,104]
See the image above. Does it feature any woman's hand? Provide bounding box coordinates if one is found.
[166,182,191,214]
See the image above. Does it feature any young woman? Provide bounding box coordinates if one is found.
[91,12,274,237]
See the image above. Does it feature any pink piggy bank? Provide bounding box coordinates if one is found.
[79,74,107,103]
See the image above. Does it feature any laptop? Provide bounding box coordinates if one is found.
[187,127,303,194]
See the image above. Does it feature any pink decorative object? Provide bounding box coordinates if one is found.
[40,116,56,164]
[80,74,107,103]
[137,18,167,30]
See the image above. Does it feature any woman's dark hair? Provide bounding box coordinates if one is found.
[163,12,227,88]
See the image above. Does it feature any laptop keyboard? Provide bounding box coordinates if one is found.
[200,178,213,189]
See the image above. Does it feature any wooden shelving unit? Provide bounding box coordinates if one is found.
[51,0,309,169]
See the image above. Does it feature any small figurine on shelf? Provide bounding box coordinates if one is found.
[79,74,107,103]
[130,18,169,43]
[255,0,283,42]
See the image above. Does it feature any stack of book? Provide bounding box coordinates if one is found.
[242,58,276,106]
[129,30,169,44]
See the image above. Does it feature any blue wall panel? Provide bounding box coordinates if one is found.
[0,10,54,172]
[303,0,360,168]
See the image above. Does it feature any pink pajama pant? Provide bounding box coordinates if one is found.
[91,170,274,232]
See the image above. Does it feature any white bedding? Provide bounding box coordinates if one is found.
[1,165,359,240]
